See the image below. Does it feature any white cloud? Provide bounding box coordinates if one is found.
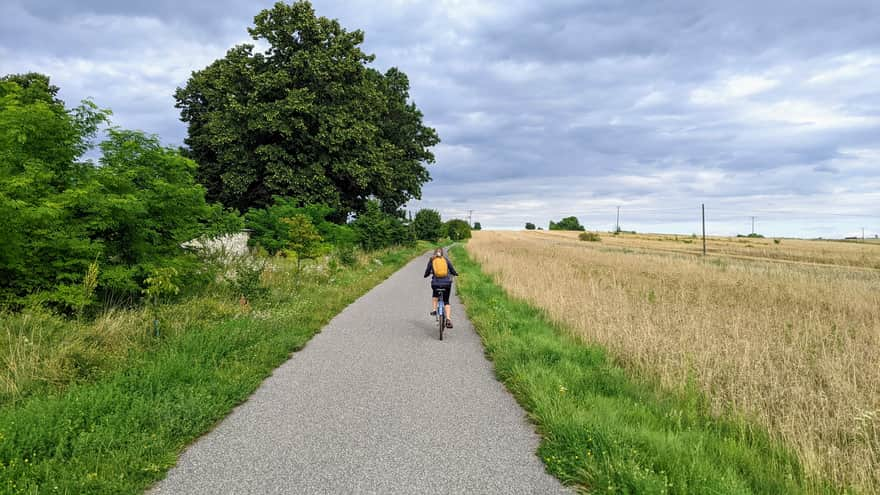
[744,100,877,129]
[691,75,780,105]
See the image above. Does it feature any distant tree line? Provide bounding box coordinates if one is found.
[412,209,471,242]
[523,217,585,231]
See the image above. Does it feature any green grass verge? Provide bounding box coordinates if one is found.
[0,244,428,495]
[450,245,842,495]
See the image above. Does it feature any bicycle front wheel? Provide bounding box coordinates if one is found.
[438,313,445,340]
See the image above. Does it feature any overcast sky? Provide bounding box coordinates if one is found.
[3,0,879,237]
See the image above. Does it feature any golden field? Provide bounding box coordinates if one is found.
[466,230,880,492]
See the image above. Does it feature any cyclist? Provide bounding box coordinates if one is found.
[424,247,458,328]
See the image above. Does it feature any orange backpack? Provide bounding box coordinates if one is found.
[432,256,449,278]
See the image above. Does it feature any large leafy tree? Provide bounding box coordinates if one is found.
[175,1,439,218]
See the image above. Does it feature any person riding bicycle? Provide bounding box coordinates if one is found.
[424,247,458,328]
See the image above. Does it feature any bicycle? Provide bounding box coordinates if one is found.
[434,288,447,341]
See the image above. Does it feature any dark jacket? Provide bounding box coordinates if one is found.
[424,256,458,284]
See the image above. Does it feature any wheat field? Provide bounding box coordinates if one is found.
[466,230,880,493]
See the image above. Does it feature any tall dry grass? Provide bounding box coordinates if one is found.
[467,230,880,493]
[536,230,880,269]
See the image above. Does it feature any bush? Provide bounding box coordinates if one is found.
[413,208,443,242]
[282,214,325,267]
[334,245,359,267]
[0,76,241,312]
[472,222,481,231]
[444,219,472,241]
[350,200,414,251]
[579,232,601,242]
[229,256,268,301]
[549,216,585,231]
[245,198,356,255]
[525,222,536,230]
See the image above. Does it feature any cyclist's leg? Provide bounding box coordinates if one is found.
[443,283,452,324]
[431,284,440,314]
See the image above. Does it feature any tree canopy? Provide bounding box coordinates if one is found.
[175,1,439,219]
[413,208,443,242]
[444,219,471,241]
[549,216,585,231]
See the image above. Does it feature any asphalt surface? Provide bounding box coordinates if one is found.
[149,253,570,494]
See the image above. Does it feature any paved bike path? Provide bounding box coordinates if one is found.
[150,253,569,494]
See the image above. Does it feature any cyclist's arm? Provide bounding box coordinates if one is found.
[424,260,432,278]
[447,258,459,277]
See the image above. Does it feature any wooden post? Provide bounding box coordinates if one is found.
[702,203,707,256]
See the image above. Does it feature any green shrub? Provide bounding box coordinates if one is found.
[549,216,585,231]
[229,256,268,300]
[525,222,536,230]
[350,200,414,251]
[246,198,357,255]
[0,75,240,312]
[413,208,443,242]
[335,245,359,267]
[444,219,472,241]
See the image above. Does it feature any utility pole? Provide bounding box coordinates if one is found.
[702,203,706,256]
[616,206,620,232]
[862,227,865,241]
[468,210,473,227]
[750,216,757,235]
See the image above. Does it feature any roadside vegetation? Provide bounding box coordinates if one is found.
[463,231,878,493]
[0,2,449,493]
[0,244,430,494]
[451,243,844,494]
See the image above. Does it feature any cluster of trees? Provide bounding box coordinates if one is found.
[1,1,440,313]
[524,217,584,231]
[549,216,585,231]
[0,74,241,312]
[412,209,471,242]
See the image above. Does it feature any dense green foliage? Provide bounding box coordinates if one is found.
[245,197,357,255]
[0,75,239,312]
[175,1,439,217]
[0,244,429,494]
[443,219,471,241]
[451,245,835,494]
[282,214,324,265]
[412,208,443,242]
[549,216,585,231]
[350,200,414,251]
[472,222,481,230]
[525,222,536,230]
